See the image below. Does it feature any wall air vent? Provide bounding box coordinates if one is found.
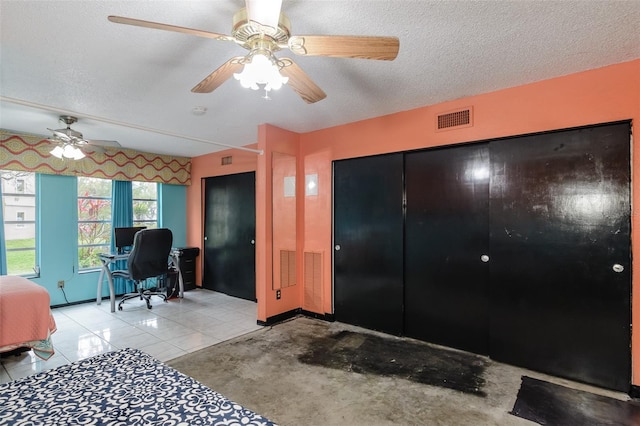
[304,251,323,312]
[280,249,296,288]
[436,107,473,131]
[221,156,233,165]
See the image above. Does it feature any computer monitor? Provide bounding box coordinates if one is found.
[114,226,146,253]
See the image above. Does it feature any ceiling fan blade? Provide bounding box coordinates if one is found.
[280,60,326,104]
[107,16,234,41]
[245,0,282,29]
[47,128,72,142]
[81,145,105,154]
[86,140,121,148]
[288,35,399,60]
[191,57,245,93]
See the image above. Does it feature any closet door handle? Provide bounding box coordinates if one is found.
[613,264,624,273]
[480,254,490,263]
[335,244,341,251]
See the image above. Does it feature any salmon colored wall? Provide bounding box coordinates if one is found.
[186,147,258,288]
[272,153,297,287]
[255,124,302,320]
[188,59,640,383]
[298,59,640,383]
[187,127,301,322]
[299,150,332,313]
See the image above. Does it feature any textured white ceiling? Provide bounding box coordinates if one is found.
[1,0,639,157]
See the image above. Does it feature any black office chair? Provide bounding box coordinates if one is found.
[113,228,173,310]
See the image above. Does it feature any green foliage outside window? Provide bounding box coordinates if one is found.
[1,174,160,273]
[133,182,158,229]
[5,238,36,275]
[77,179,158,268]
[78,177,112,269]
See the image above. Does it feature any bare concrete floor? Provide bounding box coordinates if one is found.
[167,316,632,426]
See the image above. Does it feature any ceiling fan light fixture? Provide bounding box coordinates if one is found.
[234,53,289,92]
[50,143,85,160]
[65,145,86,160]
[46,115,120,158]
[50,145,65,159]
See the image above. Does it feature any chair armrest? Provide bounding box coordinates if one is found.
[111,270,131,279]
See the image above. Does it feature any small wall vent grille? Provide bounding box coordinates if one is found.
[280,249,296,288]
[436,107,473,131]
[303,251,323,312]
[221,156,233,165]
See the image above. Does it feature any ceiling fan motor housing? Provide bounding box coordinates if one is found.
[232,8,291,50]
[57,116,84,139]
[60,115,78,126]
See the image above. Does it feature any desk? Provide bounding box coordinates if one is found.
[97,250,184,313]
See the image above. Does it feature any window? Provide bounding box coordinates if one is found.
[1,170,37,276]
[133,181,158,229]
[16,211,24,228]
[78,177,112,269]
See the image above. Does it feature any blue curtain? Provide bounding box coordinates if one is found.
[0,182,6,275]
[111,180,133,293]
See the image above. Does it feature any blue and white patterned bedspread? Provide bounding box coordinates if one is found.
[0,348,277,425]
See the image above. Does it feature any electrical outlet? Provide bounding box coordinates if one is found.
[276,289,281,300]
[57,280,64,289]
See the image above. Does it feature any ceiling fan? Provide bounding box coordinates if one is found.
[47,115,121,159]
[108,0,399,103]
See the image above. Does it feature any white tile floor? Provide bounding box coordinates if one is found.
[0,289,261,384]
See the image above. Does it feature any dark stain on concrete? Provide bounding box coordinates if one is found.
[298,330,487,396]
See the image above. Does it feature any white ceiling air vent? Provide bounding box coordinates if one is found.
[436,107,473,131]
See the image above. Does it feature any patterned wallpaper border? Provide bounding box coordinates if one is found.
[0,130,191,185]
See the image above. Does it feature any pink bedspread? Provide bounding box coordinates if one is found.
[0,276,56,359]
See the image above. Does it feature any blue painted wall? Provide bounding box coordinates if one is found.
[159,183,187,248]
[26,174,187,307]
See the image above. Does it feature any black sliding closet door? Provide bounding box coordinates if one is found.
[405,144,490,354]
[202,172,256,301]
[333,154,404,335]
[489,122,631,391]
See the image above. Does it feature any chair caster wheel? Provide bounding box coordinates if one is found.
[118,306,123,311]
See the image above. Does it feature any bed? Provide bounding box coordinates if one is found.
[0,275,56,360]
[0,348,277,425]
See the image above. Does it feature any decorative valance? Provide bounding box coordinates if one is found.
[0,130,191,185]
